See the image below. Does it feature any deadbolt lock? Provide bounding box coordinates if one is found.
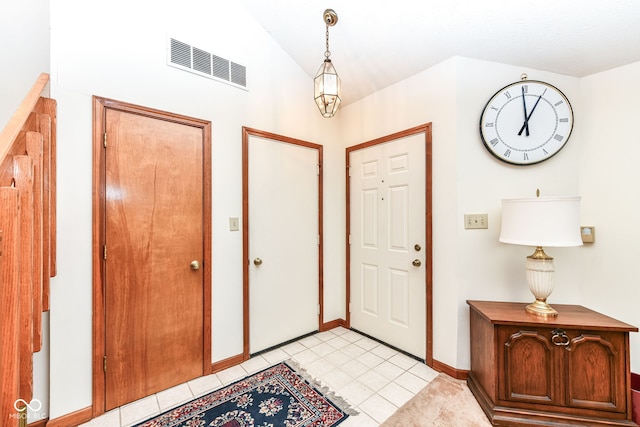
[414,244,421,252]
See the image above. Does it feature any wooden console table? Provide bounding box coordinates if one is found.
[467,300,638,426]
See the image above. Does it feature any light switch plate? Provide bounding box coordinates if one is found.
[229,217,239,231]
[465,214,488,229]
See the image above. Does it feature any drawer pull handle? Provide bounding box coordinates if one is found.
[551,329,570,346]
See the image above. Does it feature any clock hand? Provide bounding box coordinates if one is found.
[521,86,530,136]
[518,88,547,136]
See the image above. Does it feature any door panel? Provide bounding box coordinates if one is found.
[245,130,321,354]
[389,268,409,327]
[349,132,427,359]
[103,108,205,409]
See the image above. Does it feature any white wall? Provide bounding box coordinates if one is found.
[579,61,640,370]
[0,0,50,130]
[48,0,343,419]
[454,59,584,369]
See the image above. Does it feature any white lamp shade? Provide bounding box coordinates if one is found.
[499,196,583,247]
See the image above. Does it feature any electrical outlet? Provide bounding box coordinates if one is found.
[464,213,488,229]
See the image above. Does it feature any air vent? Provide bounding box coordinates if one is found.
[230,62,246,87]
[212,55,229,81]
[168,37,247,90]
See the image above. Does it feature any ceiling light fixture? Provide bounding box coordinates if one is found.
[314,9,341,118]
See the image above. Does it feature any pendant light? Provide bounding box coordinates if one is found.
[314,9,341,118]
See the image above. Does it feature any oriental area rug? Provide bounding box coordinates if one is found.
[134,361,354,427]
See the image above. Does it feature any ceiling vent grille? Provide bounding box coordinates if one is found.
[168,37,247,90]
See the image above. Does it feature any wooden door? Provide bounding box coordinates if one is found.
[243,128,322,356]
[93,98,211,412]
[347,126,431,360]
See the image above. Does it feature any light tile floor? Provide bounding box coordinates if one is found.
[80,327,439,427]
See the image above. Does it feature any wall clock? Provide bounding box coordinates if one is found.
[479,77,574,166]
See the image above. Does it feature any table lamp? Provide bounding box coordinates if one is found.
[499,194,582,317]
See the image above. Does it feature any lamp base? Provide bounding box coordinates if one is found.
[525,247,558,318]
[526,298,558,317]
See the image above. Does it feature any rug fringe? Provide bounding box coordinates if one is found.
[285,359,359,416]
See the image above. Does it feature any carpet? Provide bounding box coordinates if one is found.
[380,373,491,427]
[134,361,354,427]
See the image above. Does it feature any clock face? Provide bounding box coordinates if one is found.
[479,80,574,165]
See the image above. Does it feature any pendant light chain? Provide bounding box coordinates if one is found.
[325,25,331,59]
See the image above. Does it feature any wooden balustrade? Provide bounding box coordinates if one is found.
[0,73,56,426]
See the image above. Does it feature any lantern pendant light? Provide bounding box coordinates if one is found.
[314,9,341,118]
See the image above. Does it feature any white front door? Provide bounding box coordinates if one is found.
[349,132,427,359]
[246,131,320,354]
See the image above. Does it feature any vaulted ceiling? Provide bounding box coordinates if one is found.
[239,0,640,106]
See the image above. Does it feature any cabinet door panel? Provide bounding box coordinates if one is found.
[499,327,558,404]
[566,331,626,413]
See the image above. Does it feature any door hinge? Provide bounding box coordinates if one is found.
[103,355,107,373]
[317,235,320,245]
[349,302,352,313]
[317,164,320,176]
[317,304,321,315]
[348,234,352,245]
[103,245,107,260]
[103,132,107,148]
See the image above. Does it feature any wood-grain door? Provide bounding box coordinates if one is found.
[347,126,431,360]
[94,98,211,411]
[243,128,322,356]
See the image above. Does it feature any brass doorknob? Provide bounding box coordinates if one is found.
[412,259,421,267]
[190,260,200,271]
[254,258,263,266]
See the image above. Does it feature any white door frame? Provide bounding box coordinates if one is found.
[346,123,433,366]
[242,127,324,359]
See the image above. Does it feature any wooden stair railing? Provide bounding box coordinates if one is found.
[0,73,56,426]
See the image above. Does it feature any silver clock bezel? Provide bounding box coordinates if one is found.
[479,80,574,166]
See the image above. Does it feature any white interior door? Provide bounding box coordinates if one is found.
[248,134,319,354]
[349,133,426,359]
